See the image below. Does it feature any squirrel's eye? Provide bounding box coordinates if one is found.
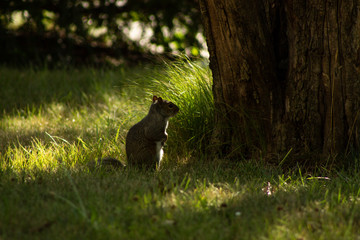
[168,103,174,108]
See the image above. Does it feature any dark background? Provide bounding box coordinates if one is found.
[0,0,203,67]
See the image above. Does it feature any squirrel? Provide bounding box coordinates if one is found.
[95,96,179,169]
[126,95,179,168]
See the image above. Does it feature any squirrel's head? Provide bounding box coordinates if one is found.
[152,96,179,118]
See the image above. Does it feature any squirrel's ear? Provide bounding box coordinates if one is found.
[153,96,158,102]
[158,97,163,103]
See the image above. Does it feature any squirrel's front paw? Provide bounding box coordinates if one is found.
[162,134,168,143]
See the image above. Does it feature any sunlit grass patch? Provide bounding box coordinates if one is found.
[0,64,153,161]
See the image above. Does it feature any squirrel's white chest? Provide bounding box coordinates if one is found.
[155,141,164,165]
[156,118,168,167]
[164,119,169,133]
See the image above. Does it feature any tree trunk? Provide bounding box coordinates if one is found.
[199,0,360,161]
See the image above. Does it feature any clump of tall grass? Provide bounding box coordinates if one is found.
[144,56,214,158]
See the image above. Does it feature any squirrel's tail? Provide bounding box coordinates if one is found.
[96,157,126,168]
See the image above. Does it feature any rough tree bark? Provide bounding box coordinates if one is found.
[199,0,360,161]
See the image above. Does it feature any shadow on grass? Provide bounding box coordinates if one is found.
[0,159,338,240]
[0,66,143,118]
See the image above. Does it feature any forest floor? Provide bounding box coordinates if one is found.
[1,61,360,240]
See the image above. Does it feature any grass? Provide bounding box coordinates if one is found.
[146,57,214,157]
[1,59,360,239]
